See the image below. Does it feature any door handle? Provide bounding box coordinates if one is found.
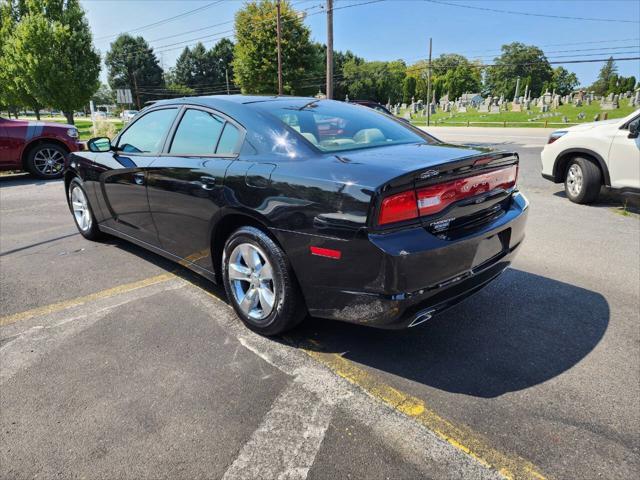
[200,176,216,190]
[133,172,145,185]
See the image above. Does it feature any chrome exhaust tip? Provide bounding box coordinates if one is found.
[408,309,435,328]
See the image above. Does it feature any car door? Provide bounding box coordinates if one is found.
[0,118,24,166]
[0,121,9,163]
[146,106,244,272]
[97,107,179,246]
[607,115,640,190]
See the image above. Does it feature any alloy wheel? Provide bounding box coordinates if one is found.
[567,164,583,197]
[33,148,65,176]
[70,186,92,232]
[228,243,276,322]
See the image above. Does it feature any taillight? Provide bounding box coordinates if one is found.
[416,165,518,216]
[378,190,419,225]
[378,165,518,225]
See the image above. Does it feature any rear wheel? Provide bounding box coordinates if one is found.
[222,226,306,335]
[26,142,67,179]
[564,157,601,204]
[68,178,102,240]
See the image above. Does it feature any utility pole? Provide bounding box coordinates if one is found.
[220,58,230,95]
[426,37,432,127]
[276,0,283,95]
[132,73,141,110]
[326,0,334,99]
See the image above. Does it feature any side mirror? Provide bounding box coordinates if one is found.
[628,121,639,139]
[87,136,112,152]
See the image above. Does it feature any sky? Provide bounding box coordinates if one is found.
[81,0,640,90]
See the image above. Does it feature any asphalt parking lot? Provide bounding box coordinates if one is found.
[1,127,638,479]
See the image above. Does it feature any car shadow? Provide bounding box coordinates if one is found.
[0,173,62,188]
[104,236,229,301]
[287,268,609,398]
[553,189,640,214]
[103,238,609,399]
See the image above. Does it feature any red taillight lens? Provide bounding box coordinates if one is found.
[378,190,419,225]
[416,165,518,216]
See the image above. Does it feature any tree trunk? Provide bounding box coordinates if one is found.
[35,108,41,121]
[63,111,74,125]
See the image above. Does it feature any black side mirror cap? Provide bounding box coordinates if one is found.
[87,137,112,152]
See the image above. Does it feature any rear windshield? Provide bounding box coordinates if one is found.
[254,100,435,153]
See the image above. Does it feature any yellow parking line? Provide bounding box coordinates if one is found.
[0,273,174,327]
[303,348,548,480]
[1,268,547,480]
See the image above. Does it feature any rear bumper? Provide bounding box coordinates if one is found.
[300,191,529,328]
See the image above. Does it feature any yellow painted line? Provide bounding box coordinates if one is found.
[0,273,175,327]
[303,348,548,480]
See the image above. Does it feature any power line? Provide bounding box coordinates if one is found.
[96,0,317,45]
[148,0,378,55]
[466,47,640,61]
[404,56,640,75]
[422,0,639,24]
[105,3,324,59]
[95,1,226,41]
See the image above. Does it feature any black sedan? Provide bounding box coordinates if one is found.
[65,96,528,335]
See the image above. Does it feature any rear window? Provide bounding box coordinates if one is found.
[255,100,435,153]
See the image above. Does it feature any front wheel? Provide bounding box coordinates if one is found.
[222,226,306,336]
[68,178,102,240]
[564,157,602,204]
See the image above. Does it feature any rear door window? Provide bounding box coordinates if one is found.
[170,109,241,156]
[170,109,225,155]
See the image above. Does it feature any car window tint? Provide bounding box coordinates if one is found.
[170,109,225,155]
[117,108,177,154]
[216,122,240,154]
[258,100,435,153]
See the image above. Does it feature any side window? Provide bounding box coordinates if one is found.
[216,122,241,155]
[170,109,225,155]
[117,108,177,154]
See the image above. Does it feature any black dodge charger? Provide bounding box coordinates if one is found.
[65,96,528,335]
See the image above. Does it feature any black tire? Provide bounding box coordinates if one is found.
[25,142,67,179]
[222,226,307,336]
[67,178,103,241]
[564,156,602,204]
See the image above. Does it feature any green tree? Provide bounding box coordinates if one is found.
[624,76,637,92]
[1,0,100,124]
[402,76,416,103]
[105,34,164,108]
[549,66,579,95]
[0,0,43,118]
[233,0,319,94]
[210,38,235,92]
[332,50,362,100]
[174,42,217,90]
[485,43,552,98]
[430,54,482,100]
[343,59,406,104]
[590,57,617,96]
[91,84,115,106]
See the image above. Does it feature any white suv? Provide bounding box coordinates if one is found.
[541,109,639,203]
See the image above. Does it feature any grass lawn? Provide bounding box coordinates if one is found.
[15,116,124,141]
[406,99,637,127]
[66,119,125,141]
[71,119,126,141]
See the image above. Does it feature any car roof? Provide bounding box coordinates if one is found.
[150,94,314,108]
[135,95,327,157]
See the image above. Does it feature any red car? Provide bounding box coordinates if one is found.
[0,117,83,178]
